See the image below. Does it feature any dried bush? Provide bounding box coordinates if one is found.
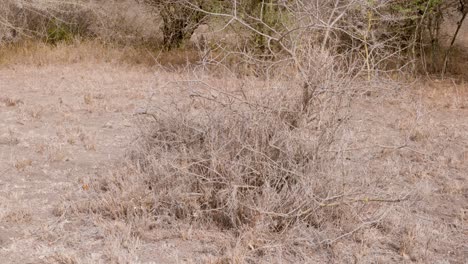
[84,51,405,261]
[176,0,467,78]
[89,0,161,46]
[0,0,96,44]
[0,0,160,46]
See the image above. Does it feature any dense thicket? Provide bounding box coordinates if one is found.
[145,0,467,75]
[1,0,466,75]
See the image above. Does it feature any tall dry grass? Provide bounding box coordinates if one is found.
[0,40,202,67]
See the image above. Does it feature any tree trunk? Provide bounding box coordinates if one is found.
[159,2,205,50]
[442,1,467,77]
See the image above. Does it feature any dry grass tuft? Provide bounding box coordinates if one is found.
[14,159,33,171]
[46,254,79,264]
[0,96,23,107]
[0,40,201,68]
[74,55,413,261]
[2,209,33,224]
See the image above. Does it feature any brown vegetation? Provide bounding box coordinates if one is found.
[0,0,467,263]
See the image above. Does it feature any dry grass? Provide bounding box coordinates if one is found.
[0,0,160,45]
[0,2,467,261]
[0,54,465,262]
[66,62,465,262]
[127,74,355,234]
[0,96,23,107]
[0,40,201,68]
[0,0,201,69]
[65,74,467,263]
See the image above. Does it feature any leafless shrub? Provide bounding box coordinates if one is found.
[89,0,161,46]
[0,1,96,44]
[175,0,467,79]
[0,0,160,46]
[67,51,409,261]
[62,1,418,261]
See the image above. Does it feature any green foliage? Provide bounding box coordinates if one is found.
[247,0,285,52]
[392,0,442,18]
[378,0,445,46]
[145,0,289,52]
[219,0,291,53]
[45,19,74,45]
[370,0,447,72]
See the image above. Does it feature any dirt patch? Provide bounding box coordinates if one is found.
[0,64,152,262]
[0,64,467,263]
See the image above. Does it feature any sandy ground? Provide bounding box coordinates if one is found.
[343,79,468,263]
[0,64,155,263]
[0,63,467,263]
